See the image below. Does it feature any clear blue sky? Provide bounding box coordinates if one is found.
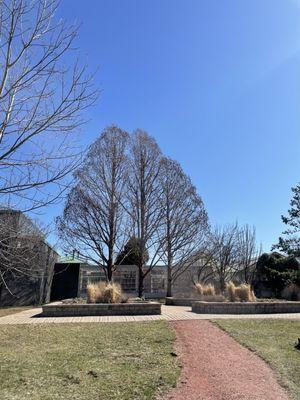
[48,0,300,252]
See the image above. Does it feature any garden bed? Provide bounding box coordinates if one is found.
[42,301,161,317]
[166,297,198,306]
[192,301,300,314]
[166,296,224,306]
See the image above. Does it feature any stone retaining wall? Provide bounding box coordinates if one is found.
[165,297,197,306]
[42,302,161,317]
[192,301,300,314]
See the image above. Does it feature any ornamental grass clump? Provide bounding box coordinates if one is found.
[195,283,216,296]
[87,282,123,303]
[86,282,99,303]
[235,284,255,302]
[225,281,255,302]
[226,281,236,302]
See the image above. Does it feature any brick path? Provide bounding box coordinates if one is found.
[0,305,300,325]
[166,320,289,400]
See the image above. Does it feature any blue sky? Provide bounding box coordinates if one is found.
[47,0,300,251]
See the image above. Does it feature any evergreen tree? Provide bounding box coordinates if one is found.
[274,184,300,256]
[253,252,299,297]
[116,237,149,266]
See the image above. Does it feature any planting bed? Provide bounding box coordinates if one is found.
[42,301,161,317]
[192,301,300,314]
[165,297,196,306]
[166,296,224,306]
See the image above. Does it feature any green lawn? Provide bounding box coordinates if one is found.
[0,322,180,400]
[0,306,32,317]
[215,319,300,400]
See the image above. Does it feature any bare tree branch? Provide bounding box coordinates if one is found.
[126,130,164,297]
[56,126,132,280]
[0,0,98,211]
[158,157,209,296]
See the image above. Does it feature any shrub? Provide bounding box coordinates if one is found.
[225,281,255,302]
[195,283,216,296]
[282,284,300,301]
[87,282,123,303]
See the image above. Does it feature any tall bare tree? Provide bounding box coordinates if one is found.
[201,223,260,291]
[0,0,97,211]
[237,224,261,284]
[126,130,163,297]
[57,126,131,281]
[159,157,209,296]
[208,224,240,291]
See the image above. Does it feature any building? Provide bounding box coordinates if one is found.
[0,209,58,306]
[49,256,207,300]
[49,257,167,300]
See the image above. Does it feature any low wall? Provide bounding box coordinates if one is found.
[42,302,161,317]
[165,297,197,306]
[192,301,300,314]
[165,296,225,306]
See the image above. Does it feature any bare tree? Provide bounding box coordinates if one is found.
[159,157,209,297]
[0,0,97,211]
[208,224,240,291]
[189,249,216,286]
[201,223,260,291]
[237,224,261,284]
[126,130,163,297]
[57,126,131,281]
[0,209,56,304]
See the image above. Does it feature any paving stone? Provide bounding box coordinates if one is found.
[0,305,300,325]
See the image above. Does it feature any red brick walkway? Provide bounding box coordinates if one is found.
[166,320,289,400]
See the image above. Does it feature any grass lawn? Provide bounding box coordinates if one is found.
[215,319,300,400]
[0,321,180,400]
[0,306,32,317]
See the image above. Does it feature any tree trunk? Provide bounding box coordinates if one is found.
[220,276,226,293]
[107,265,113,282]
[166,206,172,297]
[138,267,144,298]
[166,277,172,297]
[166,257,172,297]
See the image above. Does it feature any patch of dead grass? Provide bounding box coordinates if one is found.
[215,319,300,400]
[0,321,180,400]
